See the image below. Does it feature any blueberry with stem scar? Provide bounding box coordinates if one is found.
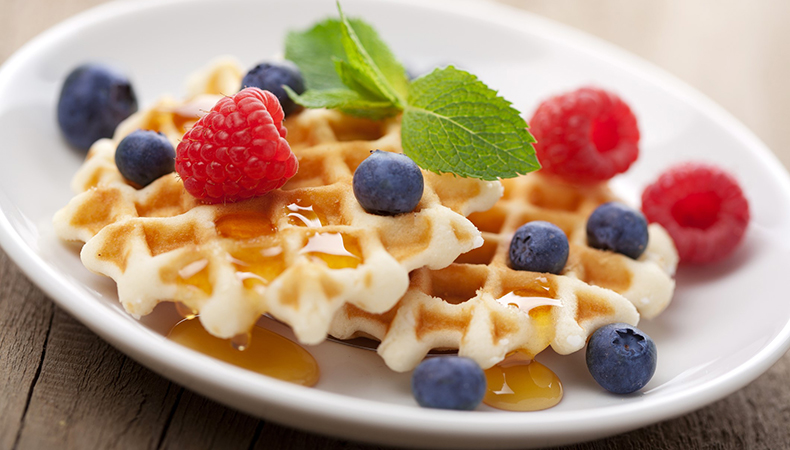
[508,221,569,274]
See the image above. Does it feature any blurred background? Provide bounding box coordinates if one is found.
[501,0,790,170]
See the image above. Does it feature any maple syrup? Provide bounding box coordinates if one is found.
[228,244,286,289]
[286,203,323,228]
[177,258,212,293]
[215,212,276,240]
[171,96,216,133]
[160,256,212,295]
[496,291,562,312]
[301,232,362,269]
[175,302,198,320]
[171,112,197,134]
[483,352,563,411]
[168,318,319,387]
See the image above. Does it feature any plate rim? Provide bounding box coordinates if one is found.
[1,0,790,448]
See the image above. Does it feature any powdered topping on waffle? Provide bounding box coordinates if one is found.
[53,58,502,344]
[329,173,678,371]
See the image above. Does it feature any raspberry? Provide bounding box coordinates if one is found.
[530,87,639,184]
[641,162,749,264]
[175,87,298,203]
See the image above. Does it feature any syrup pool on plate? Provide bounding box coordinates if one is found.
[483,351,563,411]
[167,316,320,387]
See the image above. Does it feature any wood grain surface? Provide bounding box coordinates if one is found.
[1,1,789,449]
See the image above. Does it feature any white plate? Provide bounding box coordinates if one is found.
[2,0,790,448]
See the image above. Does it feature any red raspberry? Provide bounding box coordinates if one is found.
[641,162,749,264]
[175,87,298,203]
[530,87,639,184]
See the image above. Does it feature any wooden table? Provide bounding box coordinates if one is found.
[2,0,789,448]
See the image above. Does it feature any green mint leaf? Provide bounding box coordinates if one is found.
[334,59,389,101]
[337,3,408,107]
[286,6,536,181]
[285,12,408,102]
[338,11,409,100]
[284,19,346,91]
[402,66,540,180]
[285,86,399,120]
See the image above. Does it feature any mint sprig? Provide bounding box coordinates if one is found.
[403,67,539,180]
[284,3,539,180]
[284,87,399,120]
[284,5,407,118]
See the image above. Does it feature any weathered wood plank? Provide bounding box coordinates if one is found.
[557,353,790,450]
[0,0,108,63]
[13,308,180,450]
[157,389,260,450]
[0,251,54,449]
[253,422,401,450]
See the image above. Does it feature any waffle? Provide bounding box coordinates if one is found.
[53,58,503,344]
[329,174,678,371]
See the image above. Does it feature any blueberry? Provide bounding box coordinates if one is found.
[114,130,175,187]
[57,63,138,151]
[586,202,649,259]
[411,356,486,410]
[353,150,424,215]
[241,61,305,116]
[508,221,569,274]
[586,323,657,394]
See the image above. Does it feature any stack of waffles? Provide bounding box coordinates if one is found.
[54,57,678,371]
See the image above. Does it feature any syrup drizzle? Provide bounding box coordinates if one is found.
[175,302,198,320]
[227,246,285,289]
[167,318,320,387]
[170,96,216,133]
[300,232,362,269]
[286,203,322,228]
[496,292,562,311]
[178,259,209,280]
[483,352,563,411]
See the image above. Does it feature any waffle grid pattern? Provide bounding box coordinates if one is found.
[54,59,502,344]
[330,174,678,371]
